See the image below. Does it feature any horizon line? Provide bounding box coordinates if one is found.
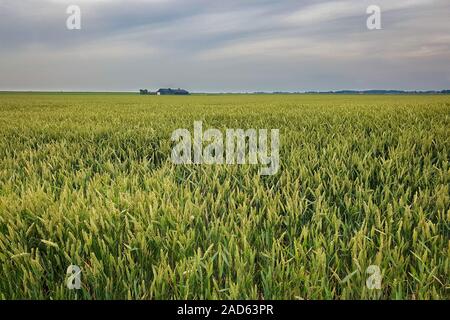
[1,89,450,95]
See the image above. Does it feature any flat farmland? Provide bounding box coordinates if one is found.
[0,93,448,299]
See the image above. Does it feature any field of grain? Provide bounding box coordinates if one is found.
[0,93,448,299]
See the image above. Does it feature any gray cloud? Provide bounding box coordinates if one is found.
[0,0,449,91]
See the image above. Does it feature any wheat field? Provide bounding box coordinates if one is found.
[0,93,448,299]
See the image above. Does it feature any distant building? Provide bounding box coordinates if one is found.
[139,89,156,95]
[140,88,189,95]
[156,88,190,95]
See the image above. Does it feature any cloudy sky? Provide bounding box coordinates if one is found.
[0,0,449,92]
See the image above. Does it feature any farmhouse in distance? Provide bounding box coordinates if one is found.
[139,88,190,95]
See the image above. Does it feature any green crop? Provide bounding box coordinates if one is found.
[0,93,448,299]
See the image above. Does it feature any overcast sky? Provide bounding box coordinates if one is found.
[0,0,449,92]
